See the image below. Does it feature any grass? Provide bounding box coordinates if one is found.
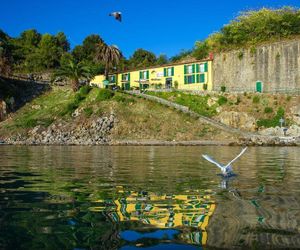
[257,107,285,128]
[146,91,218,117]
[1,87,232,141]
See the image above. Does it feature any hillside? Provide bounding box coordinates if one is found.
[146,91,300,134]
[0,85,236,144]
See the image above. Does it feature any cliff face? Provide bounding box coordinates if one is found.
[213,39,300,93]
[0,77,49,121]
[0,100,7,121]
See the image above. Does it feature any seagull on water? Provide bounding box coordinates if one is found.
[202,147,247,177]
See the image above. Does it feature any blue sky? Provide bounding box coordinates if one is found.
[1,0,299,58]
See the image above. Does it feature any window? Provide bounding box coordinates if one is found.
[140,70,149,80]
[196,74,205,83]
[184,64,195,74]
[122,73,130,81]
[184,75,195,84]
[187,65,193,74]
[109,75,116,83]
[196,62,208,73]
[199,64,205,73]
[164,67,174,77]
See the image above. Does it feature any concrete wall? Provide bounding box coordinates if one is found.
[213,39,300,93]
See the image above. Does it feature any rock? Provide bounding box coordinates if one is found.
[31,105,41,110]
[207,97,218,107]
[290,104,300,125]
[259,125,300,137]
[217,111,257,131]
[72,108,81,117]
[0,100,7,121]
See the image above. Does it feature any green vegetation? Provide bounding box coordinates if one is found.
[193,7,300,59]
[217,96,228,105]
[147,91,218,117]
[0,86,231,141]
[257,107,285,128]
[253,95,260,103]
[95,89,115,101]
[221,86,226,92]
[264,107,273,113]
[55,61,95,91]
[2,7,300,77]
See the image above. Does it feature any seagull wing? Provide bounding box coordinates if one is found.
[225,147,247,168]
[202,154,224,170]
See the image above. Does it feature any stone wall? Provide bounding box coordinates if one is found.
[213,39,300,93]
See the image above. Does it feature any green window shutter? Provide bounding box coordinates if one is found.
[192,75,195,83]
[196,64,200,73]
[200,74,205,83]
[164,68,167,77]
[171,67,174,76]
[128,73,130,81]
[192,64,195,73]
[184,65,187,74]
[140,71,142,79]
[146,70,149,79]
[204,62,208,72]
[184,76,187,84]
[196,74,200,83]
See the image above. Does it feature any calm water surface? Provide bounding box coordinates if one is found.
[0,146,299,249]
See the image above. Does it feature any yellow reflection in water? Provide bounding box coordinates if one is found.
[91,186,216,245]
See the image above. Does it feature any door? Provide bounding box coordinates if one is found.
[256,81,263,93]
[123,83,130,90]
[165,78,172,89]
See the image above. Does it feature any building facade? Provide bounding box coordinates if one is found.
[91,59,213,91]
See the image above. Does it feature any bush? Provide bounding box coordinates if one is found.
[114,94,136,104]
[23,118,37,128]
[79,85,92,96]
[264,107,273,113]
[83,107,93,117]
[257,107,285,128]
[252,95,260,103]
[96,89,115,101]
[217,96,228,105]
[235,96,241,105]
[221,86,226,92]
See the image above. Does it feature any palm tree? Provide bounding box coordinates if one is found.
[94,42,123,80]
[55,60,93,92]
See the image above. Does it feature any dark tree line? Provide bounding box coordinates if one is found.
[2,7,299,77]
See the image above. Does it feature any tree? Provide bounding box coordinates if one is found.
[170,49,193,63]
[36,33,62,69]
[128,49,157,69]
[55,60,94,92]
[156,54,168,65]
[55,32,70,52]
[94,42,123,80]
[0,30,13,76]
[193,40,210,60]
[72,35,104,63]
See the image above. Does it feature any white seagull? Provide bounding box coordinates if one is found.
[202,147,247,176]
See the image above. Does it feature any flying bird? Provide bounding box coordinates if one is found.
[202,147,247,177]
[109,12,122,22]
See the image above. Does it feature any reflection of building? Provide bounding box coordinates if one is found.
[91,187,216,246]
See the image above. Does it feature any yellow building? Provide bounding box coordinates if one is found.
[90,59,213,91]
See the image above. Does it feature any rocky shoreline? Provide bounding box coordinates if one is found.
[1,112,300,146]
[1,137,299,147]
